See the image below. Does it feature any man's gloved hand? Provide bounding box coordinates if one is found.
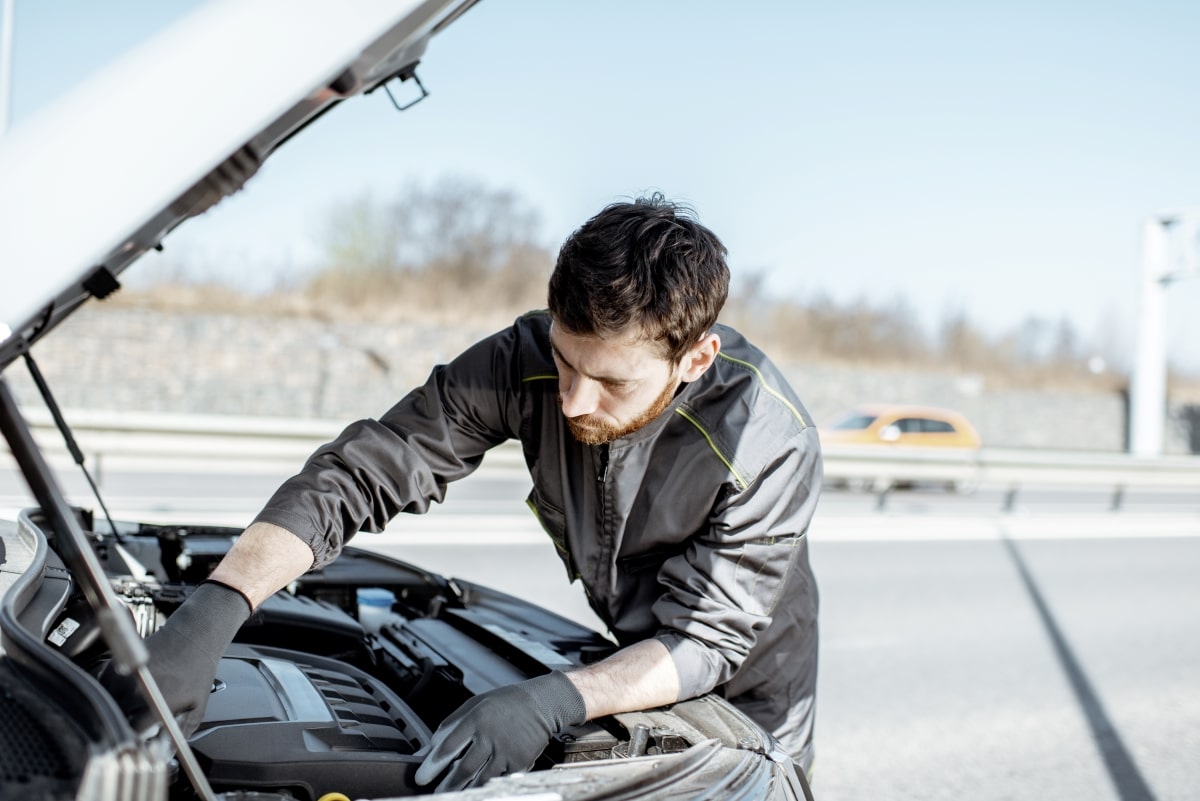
[99,580,252,736]
[414,670,588,792]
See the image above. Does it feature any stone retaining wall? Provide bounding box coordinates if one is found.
[8,307,1195,454]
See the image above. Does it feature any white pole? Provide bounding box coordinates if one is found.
[1129,218,1168,455]
[0,0,13,135]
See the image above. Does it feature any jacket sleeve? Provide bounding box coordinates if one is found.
[253,327,524,568]
[652,424,822,700]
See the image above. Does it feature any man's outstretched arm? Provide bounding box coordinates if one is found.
[208,520,316,608]
[565,638,680,717]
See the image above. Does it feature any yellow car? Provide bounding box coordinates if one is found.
[823,404,982,449]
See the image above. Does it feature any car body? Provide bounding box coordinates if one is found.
[0,2,811,800]
[823,404,982,450]
[821,405,982,493]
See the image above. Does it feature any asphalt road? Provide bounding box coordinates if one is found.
[810,535,1198,801]
[1,458,1198,801]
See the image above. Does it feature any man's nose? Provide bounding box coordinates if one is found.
[559,375,600,417]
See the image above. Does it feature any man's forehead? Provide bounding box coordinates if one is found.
[548,322,669,376]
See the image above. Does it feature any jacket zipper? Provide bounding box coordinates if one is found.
[597,443,610,482]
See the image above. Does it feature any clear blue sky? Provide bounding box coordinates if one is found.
[6,0,1200,373]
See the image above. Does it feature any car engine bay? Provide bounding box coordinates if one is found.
[17,513,764,800]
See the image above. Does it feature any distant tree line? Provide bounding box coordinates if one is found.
[118,175,1129,390]
[720,277,1114,388]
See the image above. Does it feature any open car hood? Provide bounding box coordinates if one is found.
[0,0,477,372]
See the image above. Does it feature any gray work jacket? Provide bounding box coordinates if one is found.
[255,311,821,763]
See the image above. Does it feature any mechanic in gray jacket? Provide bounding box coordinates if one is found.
[124,194,821,790]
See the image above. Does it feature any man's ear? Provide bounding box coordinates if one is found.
[679,333,721,383]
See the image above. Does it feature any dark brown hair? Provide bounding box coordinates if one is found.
[548,193,729,363]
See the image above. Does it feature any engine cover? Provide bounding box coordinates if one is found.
[190,643,432,800]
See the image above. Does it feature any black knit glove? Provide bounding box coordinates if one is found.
[414,671,588,792]
[99,580,251,736]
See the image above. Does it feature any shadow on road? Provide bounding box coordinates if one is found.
[1000,533,1156,801]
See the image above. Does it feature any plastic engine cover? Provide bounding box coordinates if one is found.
[189,643,432,800]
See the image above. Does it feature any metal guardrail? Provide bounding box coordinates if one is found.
[9,409,1200,509]
[12,408,531,473]
[824,441,1200,510]
[824,442,1200,486]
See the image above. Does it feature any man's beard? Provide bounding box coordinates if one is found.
[563,378,680,445]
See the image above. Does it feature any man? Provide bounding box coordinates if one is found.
[119,194,822,790]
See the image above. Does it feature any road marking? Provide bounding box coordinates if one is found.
[812,514,1199,541]
[3,501,1195,545]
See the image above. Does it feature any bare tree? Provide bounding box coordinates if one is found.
[306,176,554,318]
[1050,316,1081,365]
[938,306,990,369]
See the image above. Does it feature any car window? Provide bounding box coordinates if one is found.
[833,414,877,430]
[922,418,956,433]
[894,417,924,433]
